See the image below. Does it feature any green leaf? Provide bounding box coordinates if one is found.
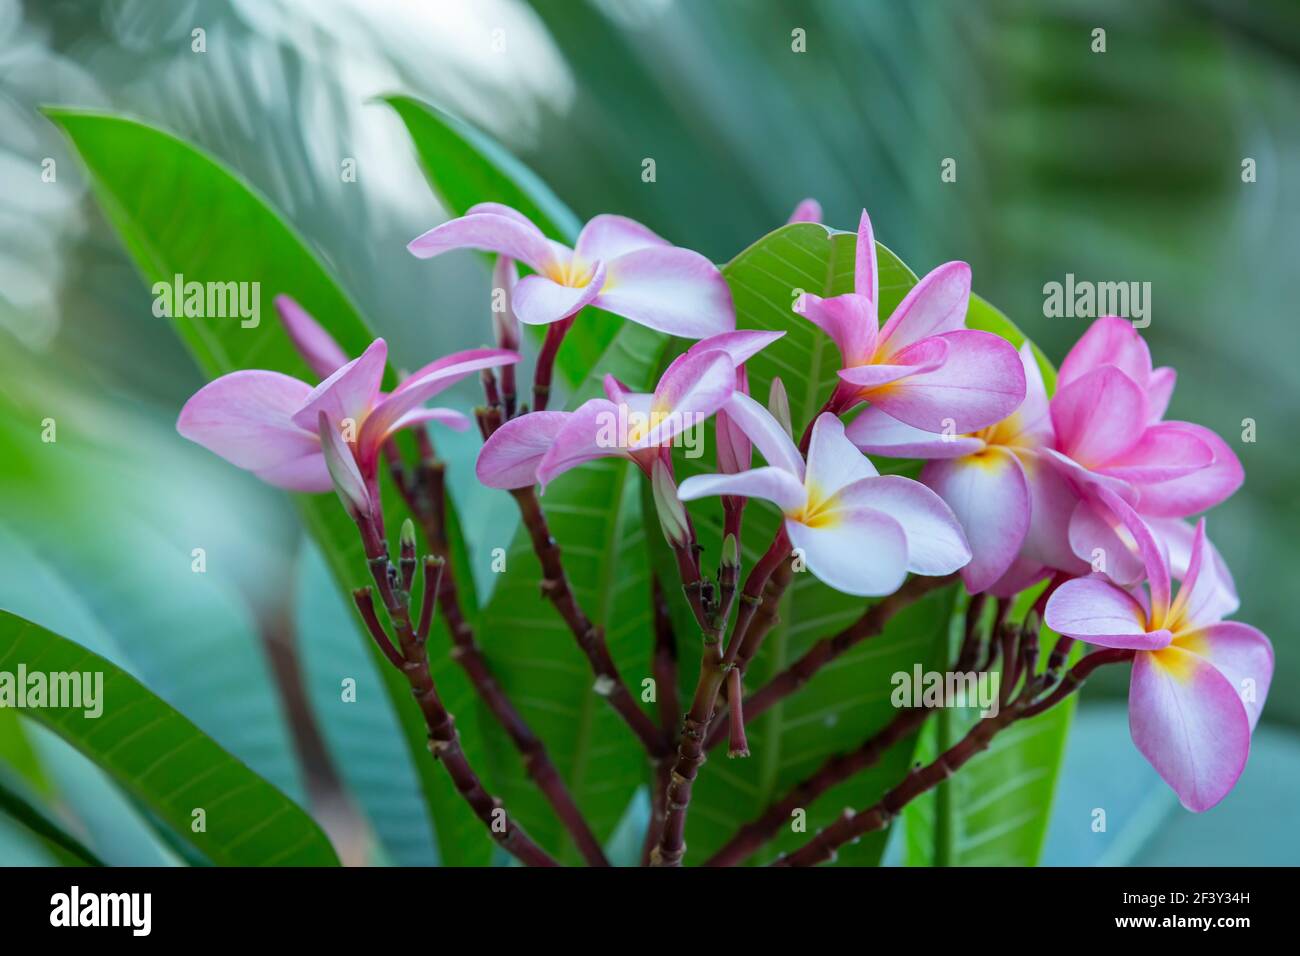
[476,323,669,863]
[46,108,491,865]
[0,611,337,866]
[380,94,618,387]
[0,762,105,866]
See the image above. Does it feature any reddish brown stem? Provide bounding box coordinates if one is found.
[532,315,574,411]
[511,486,671,759]
[651,576,680,737]
[726,668,749,758]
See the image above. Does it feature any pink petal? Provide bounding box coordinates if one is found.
[804,413,878,498]
[177,370,329,491]
[476,411,569,489]
[1068,499,1147,587]
[865,330,1026,434]
[854,209,878,307]
[1166,519,1239,631]
[1146,366,1176,423]
[985,556,1051,599]
[834,475,972,576]
[1096,422,1215,484]
[684,329,783,367]
[1019,453,1089,573]
[1049,365,1147,467]
[640,350,735,448]
[491,256,521,350]
[1057,316,1153,391]
[274,295,349,379]
[1174,622,1273,731]
[715,405,751,474]
[922,448,1029,592]
[722,391,804,479]
[317,411,371,516]
[876,260,971,356]
[845,406,983,459]
[1132,422,1243,517]
[785,509,909,597]
[361,348,519,462]
[1045,576,1171,649]
[594,246,735,338]
[512,263,607,326]
[407,210,557,274]
[1095,487,1172,620]
[799,293,877,367]
[787,199,823,224]
[838,336,948,392]
[574,214,668,262]
[290,338,387,433]
[996,343,1054,449]
[536,398,626,487]
[677,467,808,513]
[1129,647,1251,812]
[390,407,472,433]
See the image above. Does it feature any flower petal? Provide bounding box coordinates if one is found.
[1129,646,1251,812]
[723,391,804,479]
[985,556,1050,599]
[854,209,878,307]
[922,448,1028,592]
[1049,365,1147,467]
[274,295,349,379]
[476,411,569,489]
[845,405,984,459]
[1146,366,1176,423]
[786,509,909,597]
[595,246,735,338]
[512,262,606,326]
[876,260,971,356]
[799,293,877,368]
[996,343,1054,449]
[1173,622,1273,731]
[865,330,1026,434]
[804,413,878,498]
[1057,316,1153,391]
[838,336,948,392]
[574,214,669,262]
[390,407,473,433]
[639,349,735,448]
[1166,519,1239,631]
[1096,486,1172,622]
[177,370,328,491]
[1133,422,1243,517]
[1045,576,1171,649]
[1096,422,1215,484]
[290,338,387,432]
[536,398,626,487]
[677,467,808,513]
[787,199,823,224]
[1019,453,1089,573]
[1068,498,1147,587]
[834,475,971,576]
[318,411,370,517]
[407,210,557,274]
[684,329,784,367]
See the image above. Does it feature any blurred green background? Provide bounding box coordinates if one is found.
[1,0,1296,865]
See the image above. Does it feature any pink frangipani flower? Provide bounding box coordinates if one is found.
[787,199,822,224]
[275,294,349,379]
[476,330,783,490]
[677,396,971,596]
[408,202,735,338]
[178,338,517,502]
[1045,489,1272,812]
[798,210,1025,433]
[848,342,1080,593]
[1045,317,1243,585]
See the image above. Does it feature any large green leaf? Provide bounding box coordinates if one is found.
[46,109,490,865]
[0,611,337,865]
[673,223,1067,865]
[476,323,668,863]
[381,94,617,387]
[0,764,103,866]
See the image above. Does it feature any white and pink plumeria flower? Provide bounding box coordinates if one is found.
[677,394,971,597]
[408,203,735,338]
[1045,489,1272,812]
[798,210,1026,434]
[475,330,783,491]
[177,326,517,514]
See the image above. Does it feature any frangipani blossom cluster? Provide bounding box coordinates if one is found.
[174,200,1269,826]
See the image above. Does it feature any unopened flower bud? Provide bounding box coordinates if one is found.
[768,376,793,438]
[651,458,689,547]
[491,256,521,351]
[318,412,370,520]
